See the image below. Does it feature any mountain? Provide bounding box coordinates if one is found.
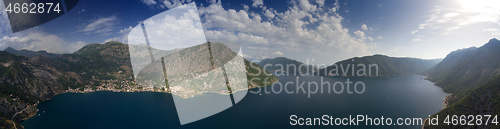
[56,41,135,85]
[0,41,277,129]
[3,47,60,59]
[424,74,500,129]
[422,38,500,128]
[258,57,315,74]
[316,54,441,76]
[426,38,500,104]
[134,42,279,98]
[0,52,77,129]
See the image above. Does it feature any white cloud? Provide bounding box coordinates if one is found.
[197,1,376,64]
[354,30,366,41]
[141,0,193,9]
[243,4,249,11]
[78,9,86,14]
[377,3,383,8]
[443,13,459,17]
[0,1,85,53]
[414,1,500,36]
[368,37,373,41]
[119,26,133,34]
[0,32,86,53]
[105,37,119,42]
[361,24,368,30]
[377,36,385,39]
[141,0,157,5]
[483,28,498,31]
[411,30,419,34]
[272,51,283,56]
[107,34,129,44]
[413,39,421,41]
[316,0,325,7]
[241,53,268,60]
[296,0,317,12]
[252,0,264,8]
[128,3,205,51]
[78,15,119,35]
[163,0,184,9]
[263,9,275,18]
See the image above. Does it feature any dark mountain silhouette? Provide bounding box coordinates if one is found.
[258,57,315,74]
[426,38,500,104]
[3,47,60,59]
[316,54,441,76]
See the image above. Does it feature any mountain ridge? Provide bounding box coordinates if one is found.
[424,38,500,128]
[315,54,441,76]
[0,41,278,129]
[3,47,60,59]
[426,38,500,104]
[257,57,315,74]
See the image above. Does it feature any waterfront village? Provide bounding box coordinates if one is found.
[65,74,168,93]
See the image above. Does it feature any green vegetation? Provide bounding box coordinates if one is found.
[0,41,279,128]
[246,59,279,87]
[424,74,500,129]
[426,38,500,104]
[258,57,315,74]
[423,38,500,128]
[317,54,441,76]
[133,41,279,97]
[0,83,39,104]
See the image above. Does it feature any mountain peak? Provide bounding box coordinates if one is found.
[4,47,16,51]
[487,38,500,45]
[372,54,389,57]
[489,38,499,42]
[273,57,290,60]
[104,41,123,45]
[2,47,60,59]
[481,38,500,49]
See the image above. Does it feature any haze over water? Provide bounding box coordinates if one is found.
[22,75,447,129]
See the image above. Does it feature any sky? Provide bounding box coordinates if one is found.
[0,0,499,65]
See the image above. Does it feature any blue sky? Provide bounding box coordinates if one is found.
[0,0,499,64]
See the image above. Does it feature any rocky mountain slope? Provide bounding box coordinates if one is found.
[316,54,441,76]
[0,41,277,129]
[424,74,500,129]
[423,38,500,128]
[426,38,500,104]
[0,52,73,129]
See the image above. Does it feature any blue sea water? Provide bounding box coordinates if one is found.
[21,75,448,129]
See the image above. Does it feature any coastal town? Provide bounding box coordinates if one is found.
[65,78,165,93]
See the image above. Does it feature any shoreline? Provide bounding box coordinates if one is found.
[422,76,452,108]
[19,82,272,125]
[422,117,429,129]
[19,75,448,128]
[421,76,452,129]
